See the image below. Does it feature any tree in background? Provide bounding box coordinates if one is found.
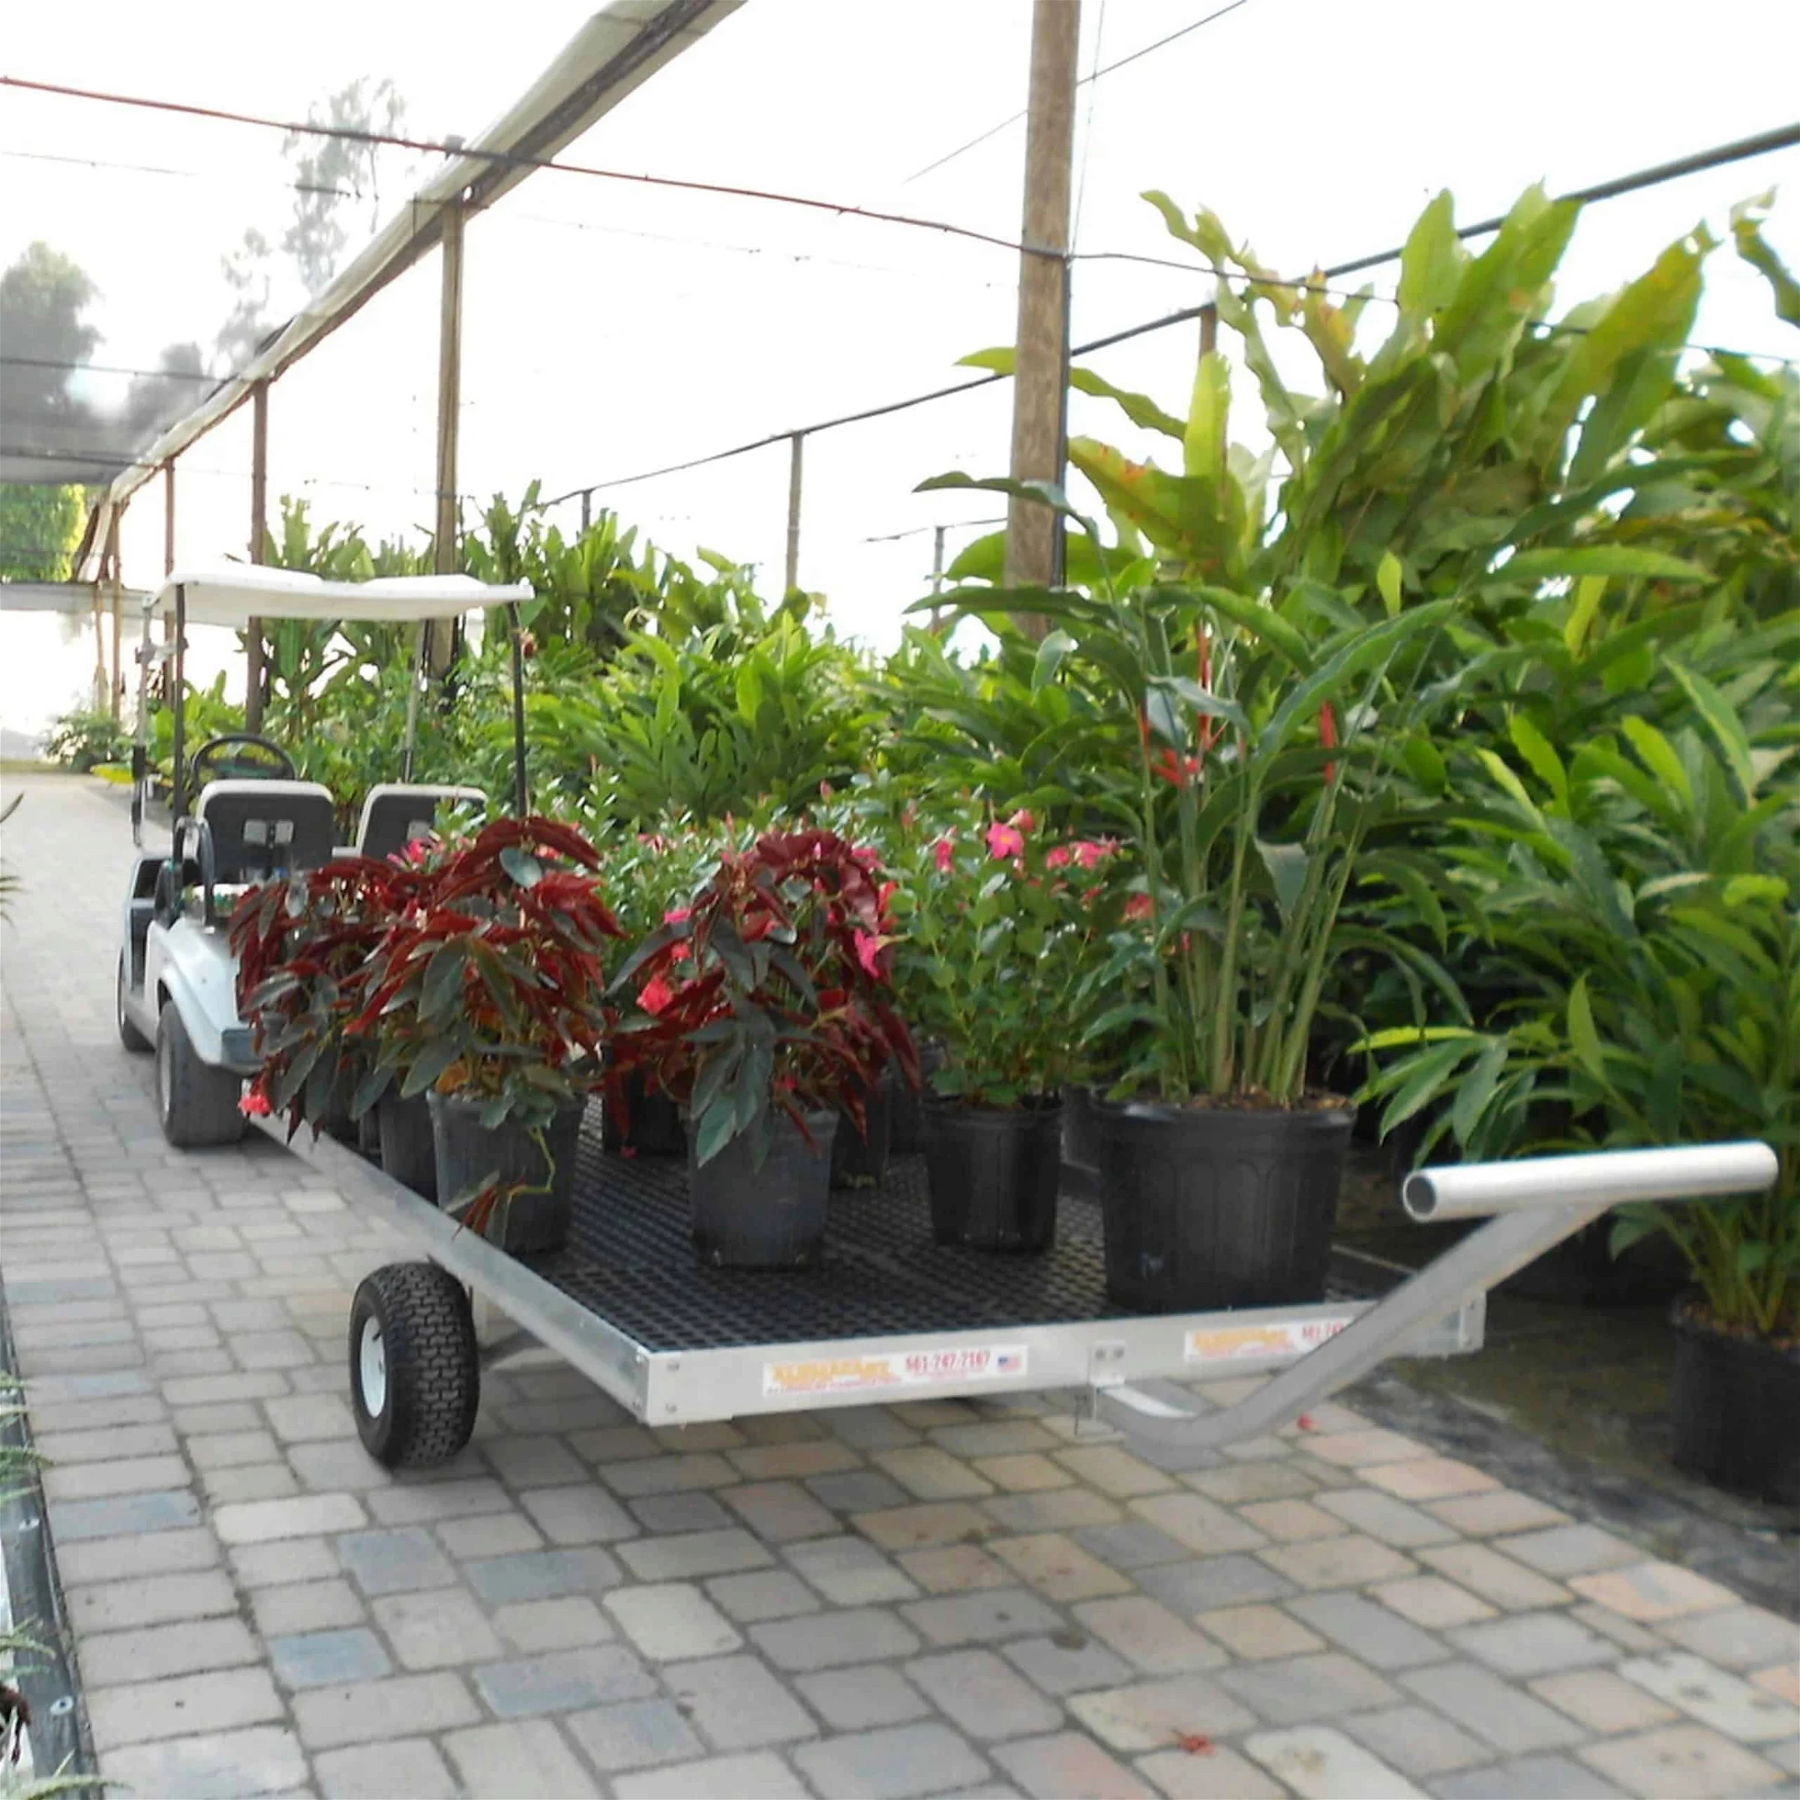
[0,243,99,578]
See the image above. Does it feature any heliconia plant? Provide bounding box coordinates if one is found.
[610,829,917,1166]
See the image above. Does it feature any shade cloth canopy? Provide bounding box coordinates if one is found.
[148,566,533,626]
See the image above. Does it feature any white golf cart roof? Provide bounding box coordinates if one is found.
[147,567,534,626]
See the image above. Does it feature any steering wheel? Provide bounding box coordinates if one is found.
[189,733,297,786]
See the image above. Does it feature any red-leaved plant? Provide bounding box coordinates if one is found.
[231,855,430,1137]
[612,829,918,1166]
[347,817,624,1131]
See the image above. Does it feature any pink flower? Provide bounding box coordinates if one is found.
[238,1085,273,1118]
[395,835,437,868]
[985,821,1025,861]
[1007,809,1036,834]
[638,975,675,1016]
[932,835,956,873]
[1073,838,1117,870]
[852,930,885,981]
[1124,892,1154,922]
[663,908,691,924]
[1045,846,1073,870]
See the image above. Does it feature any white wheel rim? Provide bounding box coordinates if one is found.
[358,1317,388,1417]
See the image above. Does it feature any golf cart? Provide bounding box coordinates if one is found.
[114,566,531,1146]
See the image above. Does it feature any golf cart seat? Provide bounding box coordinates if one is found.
[195,780,337,882]
[356,784,487,863]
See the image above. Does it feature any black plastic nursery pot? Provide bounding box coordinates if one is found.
[831,1070,895,1191]
[605,1070,687,1158]
[1669,1301,1800,1505]
[921,1094,1062,1253]
[1094,1094,1353,1313]
[690,1110,839,1270]
[428,1091,584,1255]
[377,1091,438,1202]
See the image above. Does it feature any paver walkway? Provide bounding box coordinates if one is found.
[2,772,1796,1800]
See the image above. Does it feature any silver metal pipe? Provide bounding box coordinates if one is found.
[1404,1141,1777,1222]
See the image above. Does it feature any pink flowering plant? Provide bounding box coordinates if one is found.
[885,799,1123,1106]
[610,829,918,1166]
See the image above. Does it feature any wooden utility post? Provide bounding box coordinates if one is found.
[247,379,269,731]
[161,460,177,703]
[429,198,466,671]
[1004,0,1080,620]
[784,433,805,594]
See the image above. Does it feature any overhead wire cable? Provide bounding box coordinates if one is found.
[0,73,1067,264]
[904,0,1251,184]
[547,118,1800,506]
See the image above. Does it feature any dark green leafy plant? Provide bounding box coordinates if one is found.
[41,706,127,772]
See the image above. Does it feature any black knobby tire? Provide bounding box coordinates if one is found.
[156,1000,246,1147]
[349,1263,480,1469]
[117,953,151,1053]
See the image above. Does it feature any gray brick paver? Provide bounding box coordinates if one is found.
[793,1720,993,1798]
[664,1650,821,1748]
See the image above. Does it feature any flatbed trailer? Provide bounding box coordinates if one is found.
[257,1109,1777,1459]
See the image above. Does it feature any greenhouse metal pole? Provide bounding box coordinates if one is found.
[107,509,123,721]
[785,432,804,593]
[1004,0,1079,623]
[161,460,176,703]
[429,197,466,674]
[246,380,269,731]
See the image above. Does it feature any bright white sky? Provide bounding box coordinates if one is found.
[3,0,1798,735]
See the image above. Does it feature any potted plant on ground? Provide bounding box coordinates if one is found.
[612,828,916,1268]
[347,816,623,1252]
[1360,694,1799,1500]
[886,799,1119,1251]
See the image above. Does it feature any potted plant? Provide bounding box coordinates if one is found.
[886,800,1117,1250]
[231,855,423,1144]
[347,816,623,1252]
[613,828,916,1268]
[1361,701,1799,1501]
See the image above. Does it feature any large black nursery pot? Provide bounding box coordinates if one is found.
[922,1094,1062,1253]
[1094,1094,1352,1313]
[691,1109,838,1270]
[1669,1300,1800,1504]
[605,1068,687,1158]
[428,1090,584,1255]
[377,1090,438,1202]
[831,1069,895,1191]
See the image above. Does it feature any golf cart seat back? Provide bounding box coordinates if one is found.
[357,784,487,863]
[196,780,337,882]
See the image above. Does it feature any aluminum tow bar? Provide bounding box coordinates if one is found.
[1094,1141,1778,1449]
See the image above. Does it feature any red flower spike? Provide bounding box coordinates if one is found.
[638,975,676,1016]
[1319,703,1339,782]
[1124,892,1155,922]
[239,1086,273,1118]
[932,835,956,873]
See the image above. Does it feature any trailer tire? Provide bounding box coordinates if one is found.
[118,954,151,1053]
[349,1263,479,1469]
[156,1000,245,1146]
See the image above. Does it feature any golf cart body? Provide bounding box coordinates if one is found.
[116,566,532,1144]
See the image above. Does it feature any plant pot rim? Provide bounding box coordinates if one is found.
[427,1087,586,1121]
[923,1091,1063,1117]
[1088,1089,1354,1122]
[1671,1295,1800,1360]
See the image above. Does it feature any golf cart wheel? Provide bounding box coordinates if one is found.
[349,1263,479,1470]
[156,1000,245,1147]
[117,954,151,1053]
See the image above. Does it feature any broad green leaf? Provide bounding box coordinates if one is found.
[693,1097,740,1167]
[1563,574,1607,656]
[1451,1038,1512,1147]
[1032,631,1075,692]
[1255,839,1310,921]
[1566,975,1608,1088]
[1184,351,1231,483]
[420,942,469,1021]
[1667,662,1759,800]
[499,846,542,888]
[1620,717,1693,805]
[400,1037,461,1099]
[1376,552,1403,617]
[1508,714,1568,811]
[1397,189,1462,318]
[1494,546,1709,585]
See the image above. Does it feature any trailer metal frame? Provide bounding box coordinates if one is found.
[258,1109,1777,1449]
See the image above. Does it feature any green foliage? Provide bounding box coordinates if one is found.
[0,485,85,581]
[884,797,1123,1105]
[42,705,127,772]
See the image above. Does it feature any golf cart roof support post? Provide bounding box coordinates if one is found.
[170,583,187,823]
[401,622,425,782]
[507,601,529,816]
[246,379,269,733]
